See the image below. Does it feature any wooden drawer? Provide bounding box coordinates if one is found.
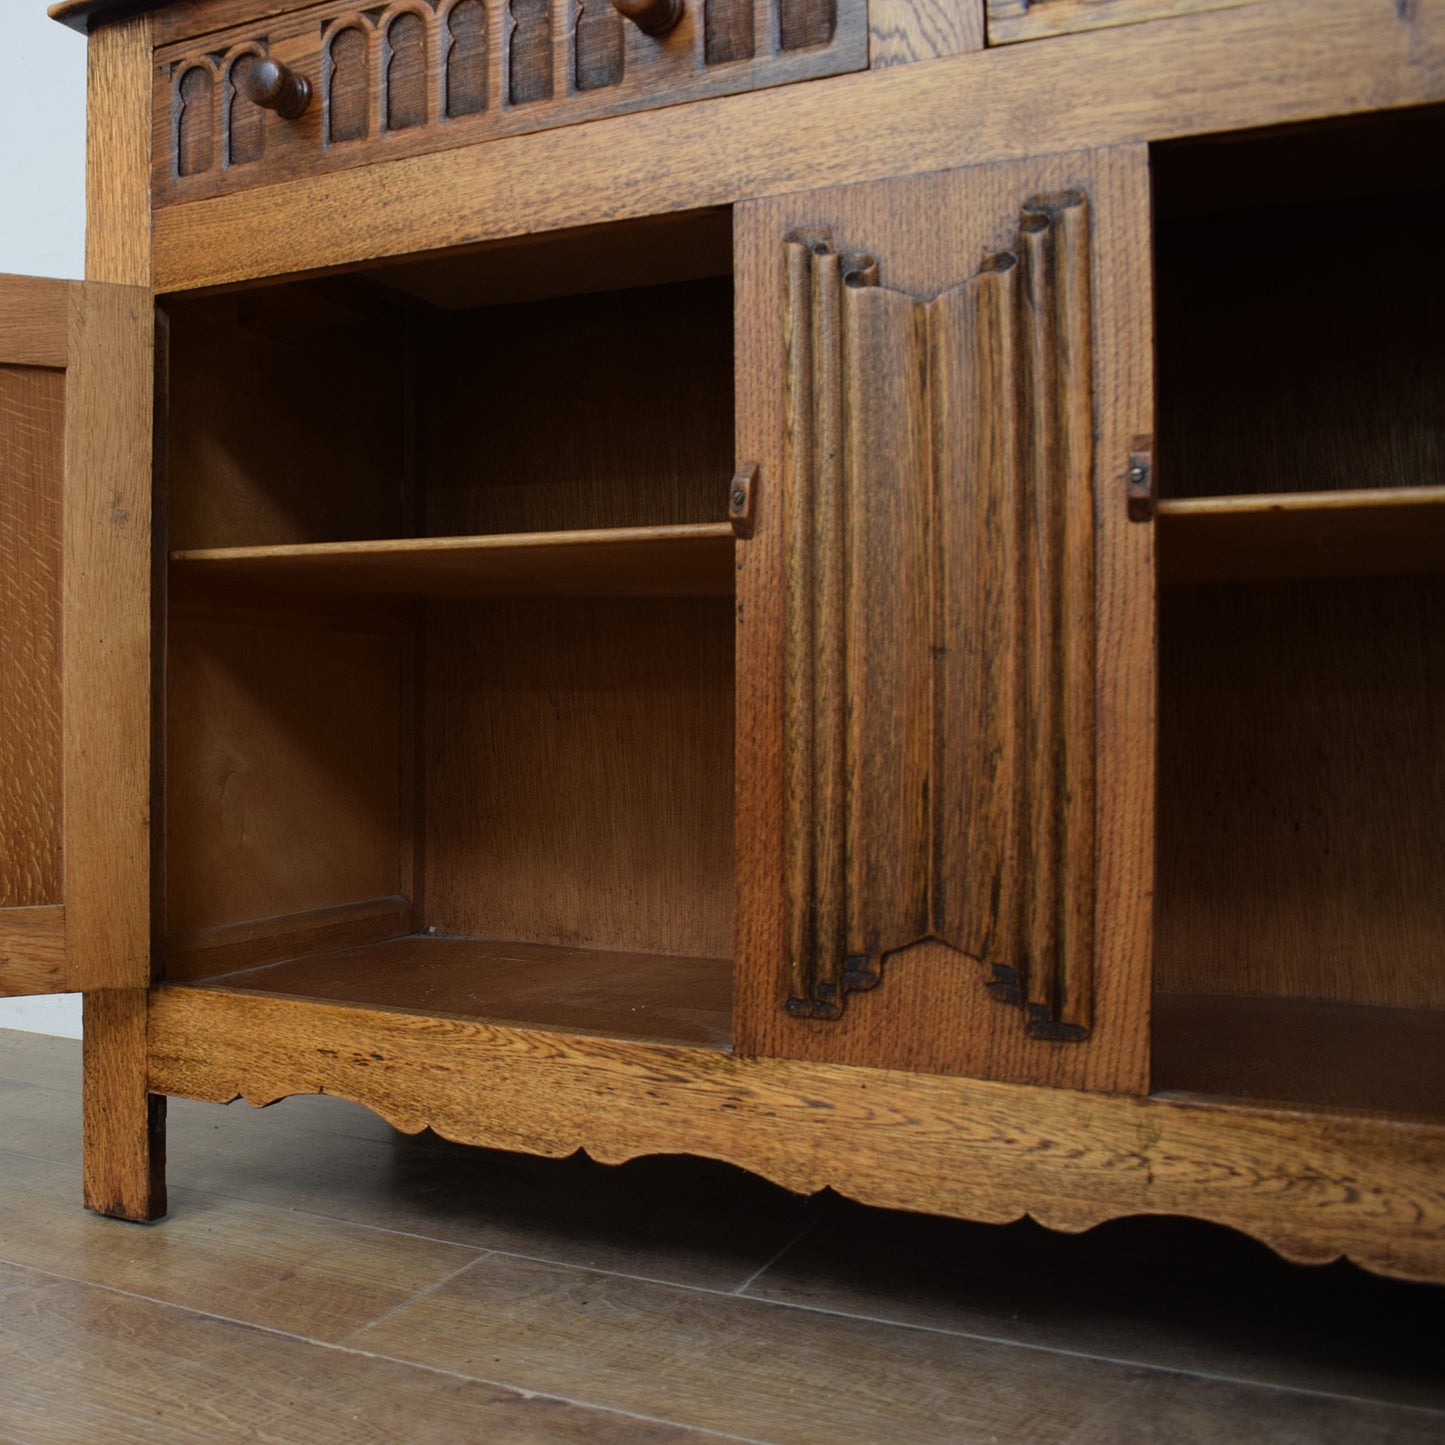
[152,0,866,206]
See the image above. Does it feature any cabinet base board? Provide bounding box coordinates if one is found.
[146,985,1445,1283]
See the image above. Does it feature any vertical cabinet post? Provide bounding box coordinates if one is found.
[734,149,1155,1093]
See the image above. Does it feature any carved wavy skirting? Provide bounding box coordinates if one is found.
[147,986,1445,1283]
[782,195,1097,1033]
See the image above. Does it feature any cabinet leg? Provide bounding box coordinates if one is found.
[83,989,167,1222]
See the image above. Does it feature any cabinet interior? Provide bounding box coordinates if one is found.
[161,210,737,1048]
[1151,110,1445,1117]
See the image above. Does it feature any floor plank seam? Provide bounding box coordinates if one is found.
[0,1256,776,1445]
[729,1220,819,1296]
[334,1253,492,1344]
[479,1247,1445,1419]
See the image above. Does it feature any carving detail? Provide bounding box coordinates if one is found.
[782,192,1097,1039]
[175,63,217,176]
[385,9,429,130]
[443,0,488,116]
[326,22,372,143]
[509,0,554,104]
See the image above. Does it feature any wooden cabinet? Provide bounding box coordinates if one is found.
[18,0,1445,1279]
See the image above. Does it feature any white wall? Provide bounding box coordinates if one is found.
[0,6,90,1038]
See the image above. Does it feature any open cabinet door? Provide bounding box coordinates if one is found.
[733,150,1155,1094]
[0,274,153,997]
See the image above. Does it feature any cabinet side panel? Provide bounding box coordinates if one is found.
[0,366,65,910]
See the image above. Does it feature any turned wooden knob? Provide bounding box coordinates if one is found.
[611,0,684,36]
[240,56,312,119]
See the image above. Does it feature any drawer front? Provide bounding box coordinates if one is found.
[152,0,866,206]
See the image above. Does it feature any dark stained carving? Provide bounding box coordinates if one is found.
[444,0,487,116]
[226,54,266,166]
[576,0,624,91]
[510,0,554,104]
[778,0,834,49]
[782,192,1098,1039]
[386,11,429,130]
[327,23,371,143]
[175,64,215,176]
[705,0,754,63]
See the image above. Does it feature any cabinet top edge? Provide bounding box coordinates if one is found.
[49,0,166,33]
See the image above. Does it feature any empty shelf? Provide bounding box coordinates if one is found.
[182,934,733,1048]
[170,523,736,602]
[1157,487,1445,582]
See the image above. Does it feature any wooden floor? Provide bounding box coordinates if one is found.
[1,1031,1443,1444]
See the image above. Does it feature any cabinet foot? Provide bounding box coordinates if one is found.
[83,990,166,1222]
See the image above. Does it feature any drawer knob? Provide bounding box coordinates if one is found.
[240,56,313,120]
[611,0,684,36]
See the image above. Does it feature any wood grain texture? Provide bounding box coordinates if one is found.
[419,279,733,536]
[61,283,154,992]
[164,293,404,550]
[188,934,733,1046]
[169,526,738,603]
[150,0,867,208]
[0,363,64,915]
[1154,993,1445,1117]
[151,0,1445,292]
[0,908,67,998]
[86,14,151,286]
[84,988,166,1221]
[738,151,1152,1092]
[146,985,1445,1282]
[0,1259,690,1443]
[1156,574,1445,1010]
[166,894,413,982]
[1156,489,1445,583]
[423,598,734,960]
[986,0,1250,44]
[0,276,71,367]
[871,0,983,66]
[166,615,408,940]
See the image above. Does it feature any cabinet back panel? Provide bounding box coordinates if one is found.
[419,279,733,535]
[422,597,734,959]
[1155,574,1445,1009]
[166,615,408,943]
[0,366,64,909]
[166,297,405,549]
[1155,194,1445,499]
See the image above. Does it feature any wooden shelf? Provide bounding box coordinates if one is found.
[181,934,733,1049]
[1152,991,1445,1118]
[169,523,737,603]
[1156,487,1445,583]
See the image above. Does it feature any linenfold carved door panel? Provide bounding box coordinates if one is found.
[734,152,1154,1093]
[0,275,153,997]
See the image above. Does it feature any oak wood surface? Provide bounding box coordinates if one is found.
[422,597,734,961]
[1153,992,1445,1117]
[85,16,151,287]
[418,279,734,537]
[0,907,67,997]
[870,0,984,67]
[166,894,413,981]
[149,0,867,209]
[166,614,408,942]
[736,150,1152,1091]
[63,281,155,992]
[170,526,738,602]
[1156,488,1445,583]
[84,988,166,1220]
[145,986,1445,1281]
[1156,574,1445,1010]
[0,361,64,916]
[150,0,1445,292]
[188,934,733,1046]
[0,275,71,367]
[986,0,1250,44]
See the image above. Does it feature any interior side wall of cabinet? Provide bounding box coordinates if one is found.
[732,149,1155,1093]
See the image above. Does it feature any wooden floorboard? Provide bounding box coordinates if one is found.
[1,1029,1443,1443]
